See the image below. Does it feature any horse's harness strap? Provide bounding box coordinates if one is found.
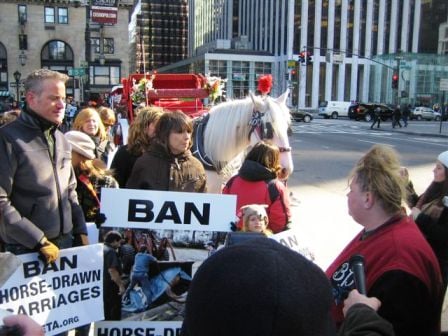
[249,110,268,141]
[192,114,215,171]
[279,146,291,152]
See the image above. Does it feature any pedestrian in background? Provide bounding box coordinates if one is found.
[402,104,411,127]
[326,144,443,336]
[370,106,381,129]
[392,104,402,128]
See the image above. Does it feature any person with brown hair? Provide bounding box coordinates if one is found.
[222,141,291,233]
[326,144,443,336]
[404,150,448,291]
[110,106,164,187]
[126,110,207,192]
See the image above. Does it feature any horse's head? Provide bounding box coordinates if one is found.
[249,90,294,178]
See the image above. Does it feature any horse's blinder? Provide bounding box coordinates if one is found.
[248,109,291,153]
[249,110,274,140]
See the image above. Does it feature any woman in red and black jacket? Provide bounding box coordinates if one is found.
[222,141,291,233]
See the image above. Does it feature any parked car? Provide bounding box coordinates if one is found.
[290,108,313,123]
[348,103,393,122]
[411,106,440,121]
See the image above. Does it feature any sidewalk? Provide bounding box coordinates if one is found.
[371,120,448,138]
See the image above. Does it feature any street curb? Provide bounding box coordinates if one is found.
[369,127,448,138]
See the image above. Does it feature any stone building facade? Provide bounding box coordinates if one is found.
[0,0,132,104]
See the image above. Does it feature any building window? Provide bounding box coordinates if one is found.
[0,43,7,91]
[19,34,28,50]
[18,5,27,24]
[45,7,68,24]
[58,8,68,24]
[91,38,115,54]
[90,66,120,86]
[42,40,74,61]
[45,7,55,24]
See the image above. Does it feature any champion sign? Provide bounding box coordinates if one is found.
[91,0,118,24]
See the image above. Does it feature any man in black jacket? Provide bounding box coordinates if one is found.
[370,106,382,129]
[0,69,88,261]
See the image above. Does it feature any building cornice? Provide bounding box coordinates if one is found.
[1,0,133,8]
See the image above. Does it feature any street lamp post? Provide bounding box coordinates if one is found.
[13,70,21,102]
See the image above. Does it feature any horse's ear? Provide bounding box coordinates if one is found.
[275,89,290,105]
[249,91,265,111]
[249,91,256,104]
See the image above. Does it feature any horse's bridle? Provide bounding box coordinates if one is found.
[248,110,291,153]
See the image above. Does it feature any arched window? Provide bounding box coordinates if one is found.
[41,40,74,67]
[41,40,75,95]
[0,43,7,91]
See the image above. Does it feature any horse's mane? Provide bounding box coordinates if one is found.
[204,97,254,169]
[203,94,291,171]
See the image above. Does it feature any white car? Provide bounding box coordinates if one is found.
[411,106,441,121]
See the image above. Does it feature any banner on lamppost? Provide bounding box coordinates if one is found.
[91,0,118,24]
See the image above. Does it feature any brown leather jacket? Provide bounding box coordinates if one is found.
[126,143,207,193]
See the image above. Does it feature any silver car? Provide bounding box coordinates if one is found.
[411,106,441,121]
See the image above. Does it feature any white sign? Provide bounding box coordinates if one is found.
[271,229,315,261]
[0,245,104,335]
[333,53,343,64]
[101,188,237,231]
[440,78,448,91]
[96,320,182,336]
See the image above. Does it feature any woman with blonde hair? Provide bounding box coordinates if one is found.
[72,107,113,165]
[110,106,164,187]
[326,144,443,336]
[223,141,291,233]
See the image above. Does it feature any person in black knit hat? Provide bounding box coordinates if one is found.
[181,238,394,336]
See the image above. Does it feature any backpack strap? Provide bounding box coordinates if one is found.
[266,179,280,203]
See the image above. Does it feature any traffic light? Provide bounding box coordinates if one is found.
[392,73,399,89]
[291,68,298,83]
[306,52,312,63]
[298,52,305,64]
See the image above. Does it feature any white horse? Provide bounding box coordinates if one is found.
[192,90,293,193]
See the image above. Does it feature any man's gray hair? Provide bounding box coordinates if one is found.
[24,69,69,94]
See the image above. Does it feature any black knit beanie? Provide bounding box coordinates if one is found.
[181,238,335,336]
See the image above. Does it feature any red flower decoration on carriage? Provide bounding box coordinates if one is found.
[257,74,273,95]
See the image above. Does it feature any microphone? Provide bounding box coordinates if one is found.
[349,254,367,295]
